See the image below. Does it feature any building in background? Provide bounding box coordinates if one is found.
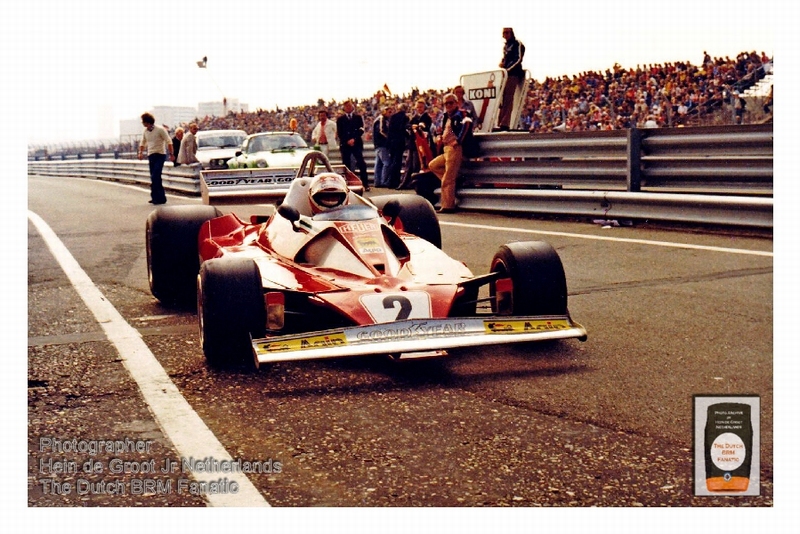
[198,98,247,118]
[150,106,199,129]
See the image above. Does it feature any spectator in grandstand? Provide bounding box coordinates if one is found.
[497,27,525,131]
[171,127,184,167]
[138,112,173,205]
[336,100,370,190]
[311,108,337,157]
[178,123,199,165]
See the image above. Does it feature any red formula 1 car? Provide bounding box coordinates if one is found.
[146,152,586,370]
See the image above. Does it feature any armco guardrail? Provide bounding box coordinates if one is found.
[28,124,772,228]
[27,159,202,195]
[463,124,772,195]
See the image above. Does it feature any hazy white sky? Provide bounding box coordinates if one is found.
[15,0,776,144]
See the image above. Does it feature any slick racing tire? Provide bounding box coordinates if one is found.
[146,205,221,306]
[372,194,442,249]
[490,241,568,316]
[198,257,266,369]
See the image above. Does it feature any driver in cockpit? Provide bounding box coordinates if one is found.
[308,173,350,214]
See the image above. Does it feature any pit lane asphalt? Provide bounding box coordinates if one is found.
[27,175,773,507]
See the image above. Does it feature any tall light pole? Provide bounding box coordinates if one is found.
[197,56,228,115]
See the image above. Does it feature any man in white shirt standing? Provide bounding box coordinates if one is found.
[311,109,337,157]
[138,112,173,204]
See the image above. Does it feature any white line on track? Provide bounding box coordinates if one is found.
[28,210,269,507]
[441,221,773,257]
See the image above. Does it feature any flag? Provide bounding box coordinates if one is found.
[196,56,207,68]
[382,83,391,96]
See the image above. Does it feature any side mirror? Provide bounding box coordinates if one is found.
[382,199,402,226]
[235,150,243,157]
[277,204,300,224]
[278,204,304,232]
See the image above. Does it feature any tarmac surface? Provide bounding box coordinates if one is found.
[27,175,774,510]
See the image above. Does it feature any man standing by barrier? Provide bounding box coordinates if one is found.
[178,123,199,165]
[498,27,525,131]
[428,93,472,213]
[387,103,409,189]
[372,106,391,187]
[171,128,184,167]
[138,112,173,204]
[398,99,433,189]
[336,100,370,190]
[311,109,337,157]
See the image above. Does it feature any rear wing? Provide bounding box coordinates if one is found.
[200,151,364,205]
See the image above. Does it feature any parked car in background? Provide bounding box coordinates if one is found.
[227,132,312,169]
[195,130,247,169]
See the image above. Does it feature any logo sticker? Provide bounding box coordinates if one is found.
[484,319,570,333]
[355,236,384,255]
[257,333,348,353]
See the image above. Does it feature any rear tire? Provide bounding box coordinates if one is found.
[372,194,442,249]
[198,257,265,369]
[146,205,221,306]
[490,241,568,316]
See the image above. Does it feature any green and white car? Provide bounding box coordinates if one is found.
[228,132,312,169]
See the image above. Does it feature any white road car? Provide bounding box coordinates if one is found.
[228,132,312,169]
[195,130,247,169]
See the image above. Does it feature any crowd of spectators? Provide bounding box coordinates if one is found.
[520,50,772,132]
[29,50,772,159]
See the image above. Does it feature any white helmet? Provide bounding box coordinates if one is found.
[308,173,349,213]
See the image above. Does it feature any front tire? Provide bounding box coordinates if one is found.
[198,257,266,369]
[146,205,221,306]
[372,194,442,249]
[490,241,568,316]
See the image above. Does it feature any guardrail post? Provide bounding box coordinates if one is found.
[626,128,642,192]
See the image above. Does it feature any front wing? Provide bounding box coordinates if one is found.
[251,315,587,367]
